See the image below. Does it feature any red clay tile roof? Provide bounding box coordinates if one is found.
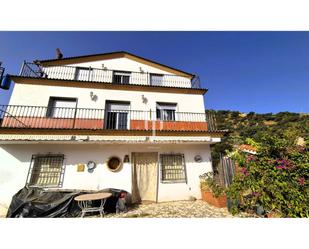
[238,144,257,152]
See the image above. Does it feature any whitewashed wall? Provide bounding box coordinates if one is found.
[0,143,213,216]
[41,57,192,88]
[8,83,205,113]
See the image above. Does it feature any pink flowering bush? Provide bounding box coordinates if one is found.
[227,134,309,217]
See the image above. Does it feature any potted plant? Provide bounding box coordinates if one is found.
[199,172,227,208]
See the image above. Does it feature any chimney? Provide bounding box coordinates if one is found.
[56,48,63,59]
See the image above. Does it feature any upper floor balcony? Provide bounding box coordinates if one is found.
[19,62,202,89]
[0,105,218,132]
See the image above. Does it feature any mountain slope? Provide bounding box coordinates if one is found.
[207,110,309,166]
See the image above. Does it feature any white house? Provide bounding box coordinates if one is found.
[0,51,225,216]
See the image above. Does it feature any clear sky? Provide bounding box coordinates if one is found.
[0,31,308,114]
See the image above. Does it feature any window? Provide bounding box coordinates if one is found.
[156,102,177,121]
[113,71,131,84]
[160,154,187,183]
[47,97,77,118]
[74,67,93,81]
[105,101,130,130]
[150,73,164,86]
[27,154,65,187]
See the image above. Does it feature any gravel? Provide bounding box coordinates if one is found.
[102,200,255,218]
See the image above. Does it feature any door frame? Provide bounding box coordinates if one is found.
[131,152,159,203]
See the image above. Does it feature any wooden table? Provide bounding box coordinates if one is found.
[74,192,112,218]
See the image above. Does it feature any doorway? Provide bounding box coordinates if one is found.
[131,152,158,203]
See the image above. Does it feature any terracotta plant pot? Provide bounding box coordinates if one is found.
[266,212,282,218]
[201,189,227,208]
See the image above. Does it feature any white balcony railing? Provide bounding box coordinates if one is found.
[19,62,202,89]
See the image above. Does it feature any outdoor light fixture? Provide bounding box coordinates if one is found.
[124,155,130,163]
[90,91,98,102]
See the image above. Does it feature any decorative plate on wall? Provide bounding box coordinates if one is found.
[77,164,85,172]
[194,155,203,163]
[87,161,96,173]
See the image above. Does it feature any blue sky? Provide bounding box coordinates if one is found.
[0,31,308,114]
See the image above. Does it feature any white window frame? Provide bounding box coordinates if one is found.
[105,101,130,130]
[150,73,164,86]
[74,67,93,81]
[156,102,178,121]
[47,97,77,118]
[112,71,131,84]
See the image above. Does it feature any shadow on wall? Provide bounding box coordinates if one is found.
[0,143,213,165]
[0,143,213,193]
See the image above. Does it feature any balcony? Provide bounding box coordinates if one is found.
[0,105,217,132]
[19,62,202,89]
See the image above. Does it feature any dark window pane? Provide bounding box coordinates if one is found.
[122,75,130,84]
[156,109,161,120]
[118,112,128,130]
[157,109,175,121]
[113,72,131,84]
[113,74,122,84]
[165,110,175,121]
[106,112,117,129]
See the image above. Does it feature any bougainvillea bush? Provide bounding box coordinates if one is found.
[227,134,309,217]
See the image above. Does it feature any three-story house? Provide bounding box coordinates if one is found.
[0,51,225,213]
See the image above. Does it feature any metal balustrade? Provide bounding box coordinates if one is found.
[0,105,216,131]
[19,62,202,89]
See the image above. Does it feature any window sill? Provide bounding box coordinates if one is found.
[161,180,187,184]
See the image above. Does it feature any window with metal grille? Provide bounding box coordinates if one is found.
[160,154,187,183]
[27,154,65,187]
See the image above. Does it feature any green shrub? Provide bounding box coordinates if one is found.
[227,135,309,217]
[200,172,226,198]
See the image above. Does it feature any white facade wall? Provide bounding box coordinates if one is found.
[0,143,213,216]
[69,57,178,74]
[0,55,218,217]
[41,57,192,88]
[8,83,205,113]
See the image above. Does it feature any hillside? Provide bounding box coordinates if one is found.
[207,110,309,166]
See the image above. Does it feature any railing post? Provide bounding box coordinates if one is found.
[88,67,92,81]
[151,109,156,136]
[72,108,77,129]
[19,61,26,76]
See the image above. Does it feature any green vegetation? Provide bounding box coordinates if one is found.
[200,172,226,198]
[207,110,309,217]
[207,110,309,166]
